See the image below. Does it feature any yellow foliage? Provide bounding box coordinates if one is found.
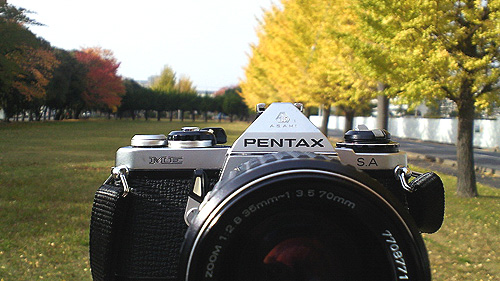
[352,0,499,108]
[242,0,499,115]
[241,0,376,110]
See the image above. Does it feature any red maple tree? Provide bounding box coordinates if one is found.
[74,47,125,112]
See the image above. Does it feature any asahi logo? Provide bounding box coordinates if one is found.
[270,112,297,128]
[276,112,290,123]
[149,156,183,165]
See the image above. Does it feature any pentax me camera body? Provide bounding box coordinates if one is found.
[90,102,445,281]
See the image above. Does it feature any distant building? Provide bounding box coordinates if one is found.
[137,80,151,88]
[372,98,460,118]
[197,90,215,97]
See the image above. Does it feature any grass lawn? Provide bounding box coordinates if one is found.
[0,119,498,280]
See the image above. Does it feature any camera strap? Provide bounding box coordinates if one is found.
[90,183,130,281]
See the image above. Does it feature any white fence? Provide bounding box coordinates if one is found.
[310,115,500,149]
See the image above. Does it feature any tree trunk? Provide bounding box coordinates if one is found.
[304,107,311,118]
[320,104,331,136]
[43,108,48,121]
[377,87,389,130]
[55,110,63,120]
[456,97,478,197]
[157,110,161,121]
[344,108,355,133]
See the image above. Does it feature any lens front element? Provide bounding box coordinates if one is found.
[181,156,430,281]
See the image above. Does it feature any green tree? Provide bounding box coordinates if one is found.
[0,0,42,26]
[165,92,181,121]
[353,0,500,197]
[152,89,166,121]
[119,79,154,120]
[199,94,216,122]
[220,86,248,122]
[176,75,198,121]
[213,94,225,122]
[150,66,198,121]
[45,48,87,120]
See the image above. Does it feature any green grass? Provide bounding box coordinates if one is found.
[0,119,247,281]
[418,175,499,281]
[0,119,498,280]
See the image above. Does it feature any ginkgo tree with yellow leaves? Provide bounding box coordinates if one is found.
[241,0,377,134]
[241,3,305,107]
[351,0,499,197]
[243,0,499,198]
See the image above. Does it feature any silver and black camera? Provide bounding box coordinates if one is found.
[90,102,444,281]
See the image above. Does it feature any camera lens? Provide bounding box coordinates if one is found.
[181,153,430,281]
[226,205,391,281]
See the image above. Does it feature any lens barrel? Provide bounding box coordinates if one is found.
[181,152,430,281]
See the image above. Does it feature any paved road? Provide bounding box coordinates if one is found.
[394,137,499,174]
[394,137,500,189]
[329,129,500,188]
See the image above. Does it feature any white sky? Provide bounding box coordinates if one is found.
[8,0,276,91]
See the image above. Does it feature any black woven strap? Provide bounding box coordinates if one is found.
[90,184,130,281]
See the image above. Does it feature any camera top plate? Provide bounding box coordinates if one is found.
[230,103,334,153]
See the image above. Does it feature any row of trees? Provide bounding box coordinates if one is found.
[0,1,125,121]
[121,77,248,122]
[144,66,248,122]
[241,0,499,197]
[0,2,249,122]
